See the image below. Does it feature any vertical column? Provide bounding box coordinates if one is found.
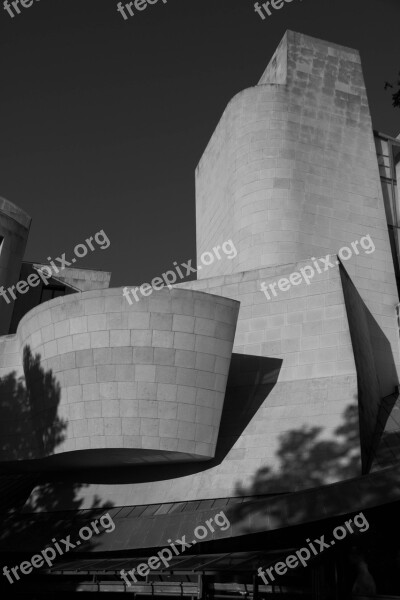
[0,197,31,336]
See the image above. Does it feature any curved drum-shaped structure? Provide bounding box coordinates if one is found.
[0,287,239,467]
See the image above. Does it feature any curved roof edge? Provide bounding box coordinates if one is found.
[2,462,399,555]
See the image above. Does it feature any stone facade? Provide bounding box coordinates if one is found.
[0,31,399,512]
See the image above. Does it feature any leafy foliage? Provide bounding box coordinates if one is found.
[385,73,400,108]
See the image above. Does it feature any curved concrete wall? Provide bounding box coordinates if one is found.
[195,30,400,376]
[0,197,31,336]
[0,287,239,466]
[196,32,382,275]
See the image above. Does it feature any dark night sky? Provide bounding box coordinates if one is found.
[1,0,399,287]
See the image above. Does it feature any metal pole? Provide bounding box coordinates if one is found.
[252,572,259,600]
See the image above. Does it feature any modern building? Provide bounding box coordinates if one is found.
[1,30,400,599]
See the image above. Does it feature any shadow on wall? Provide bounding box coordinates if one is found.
[0,346,65,464]
[0,347,114,581]
[57,353,283,485]
[230,403,361,526]
[340,263,399,473]
[372,400,400,470]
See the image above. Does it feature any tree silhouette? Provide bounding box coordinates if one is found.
[235,404,360,498]
[0,346,65,465]
[0,346,113,595]
[228,403,366,535]
[384,74,400,108]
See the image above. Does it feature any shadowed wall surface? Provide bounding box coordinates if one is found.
[340,263,399,473]
[0,197,31,337]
